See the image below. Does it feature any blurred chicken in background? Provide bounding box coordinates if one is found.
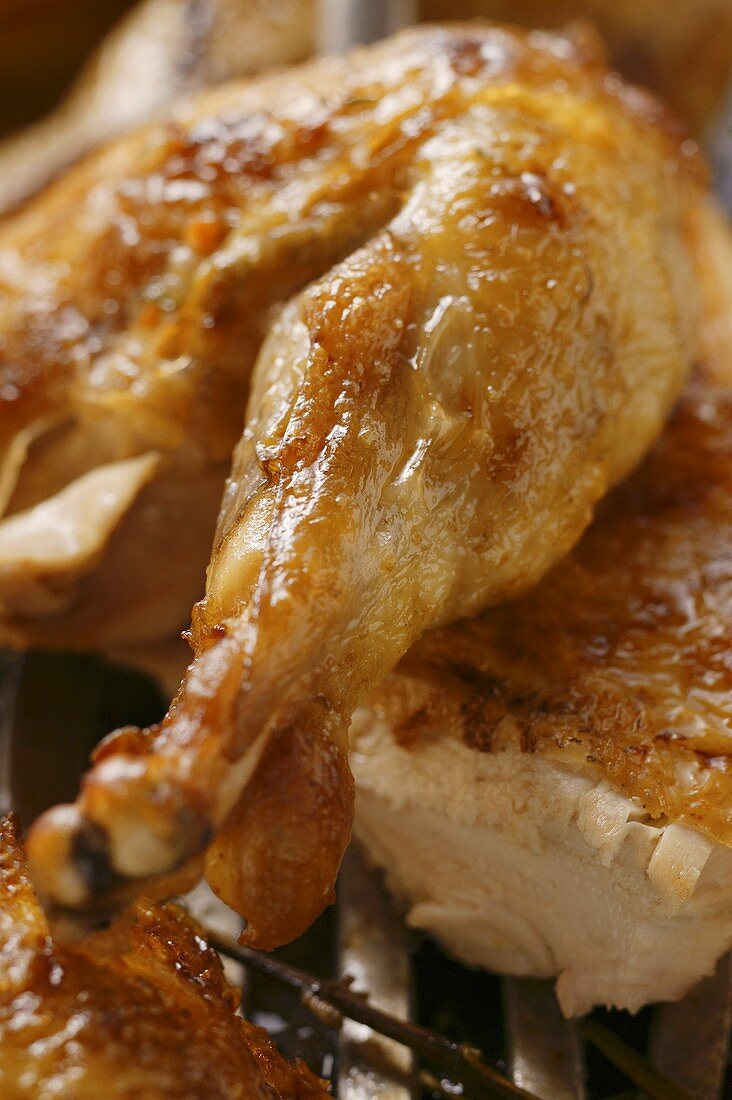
[423,0,732,136]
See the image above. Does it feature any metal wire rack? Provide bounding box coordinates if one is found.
[1,650,729,1100]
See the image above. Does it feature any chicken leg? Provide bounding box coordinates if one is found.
[28,24,706,946]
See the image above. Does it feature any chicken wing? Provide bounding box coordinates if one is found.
[27,24,706,946]
[0,814,326,1098]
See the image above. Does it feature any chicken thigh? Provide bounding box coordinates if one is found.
[27,24,706,946]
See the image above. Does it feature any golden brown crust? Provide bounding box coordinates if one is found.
[0,1,319,220]
[0,19,704,466]
[207,719,354,950]
[0,814,327,1099]
[0,20,705,651]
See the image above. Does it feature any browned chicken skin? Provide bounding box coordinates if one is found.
[361,200,732,851]
[0,815,326,1099]
[1,0,727,225]
[26,25,706,946]
[371,362,732,846]
[347,202,732,1015]
[0,22,407,653]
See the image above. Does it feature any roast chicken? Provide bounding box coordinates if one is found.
[352,200,732,1015]
[0,814,326,1098]
[0,1,725,663]
[25,25,707,947]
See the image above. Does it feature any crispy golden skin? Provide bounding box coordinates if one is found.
[3,0,725,218]
[0,815,326,1099]
[366,202,732,848]
[27,25,705,946]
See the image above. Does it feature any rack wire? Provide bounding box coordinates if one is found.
[2,651,729,1099]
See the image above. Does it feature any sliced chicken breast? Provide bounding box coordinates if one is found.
[352,200,732,1014]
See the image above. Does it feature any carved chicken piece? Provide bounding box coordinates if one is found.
[0,815,326,1099]
[351,200,732,1015]
[28,25,706,946]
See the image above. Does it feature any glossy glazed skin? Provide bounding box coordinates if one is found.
[365,202,732,849]
[0,816,326,1099]
[26,25,705,947]
[2,0,725,223]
